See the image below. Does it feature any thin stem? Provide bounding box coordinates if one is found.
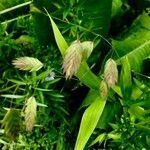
[32,71,37,87]
[1,14,31,25]
[0,1,32,15]
[43,9,112,47]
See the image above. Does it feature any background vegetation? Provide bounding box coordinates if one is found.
[0,0,150,149]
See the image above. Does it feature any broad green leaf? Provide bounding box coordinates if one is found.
[117,40,150,72]
[112,11,150,72]
[120,56,132,100]
[113,11,150,58]
[76,61,100,89]
[45,8,68,56]
[1,94,25,99]
[75,97,106,150]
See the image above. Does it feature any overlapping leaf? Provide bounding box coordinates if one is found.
[75,97,106,150]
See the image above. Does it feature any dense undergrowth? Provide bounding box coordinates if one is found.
[0,0,150,149]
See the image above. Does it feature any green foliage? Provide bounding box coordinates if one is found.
[120,56,132,100]
[2,108,21,141]
[75,97,106,150]
[0,59,69,149]
[113,9,150,71]
[1,0,150,149]
[48,11,117,149]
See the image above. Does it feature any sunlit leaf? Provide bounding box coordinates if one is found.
[120,56,132,100]
[45,8,68,56]
[75,97,106,150]
[1,94,25,99]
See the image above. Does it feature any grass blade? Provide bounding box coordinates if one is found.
[75,96,106,150]
[45,8,68,56]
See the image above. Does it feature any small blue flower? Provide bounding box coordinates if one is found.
[45,71,55,81]
[45,76,54,81]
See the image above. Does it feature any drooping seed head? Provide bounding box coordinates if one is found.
[104,58,118,88]
[24,96,37,132]
[62,40,82,79]
[99,80,108,100]
[12,57,43,72]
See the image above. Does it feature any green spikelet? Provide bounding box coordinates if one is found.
[12,57,43,72]
[2,108,21,141]
[104,58,118,88]
[24,96,37,132]
[62,40,83,79]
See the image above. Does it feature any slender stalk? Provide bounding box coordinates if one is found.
[1,14,31,25]
[32,71,37,87]
[0,1,32,15]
